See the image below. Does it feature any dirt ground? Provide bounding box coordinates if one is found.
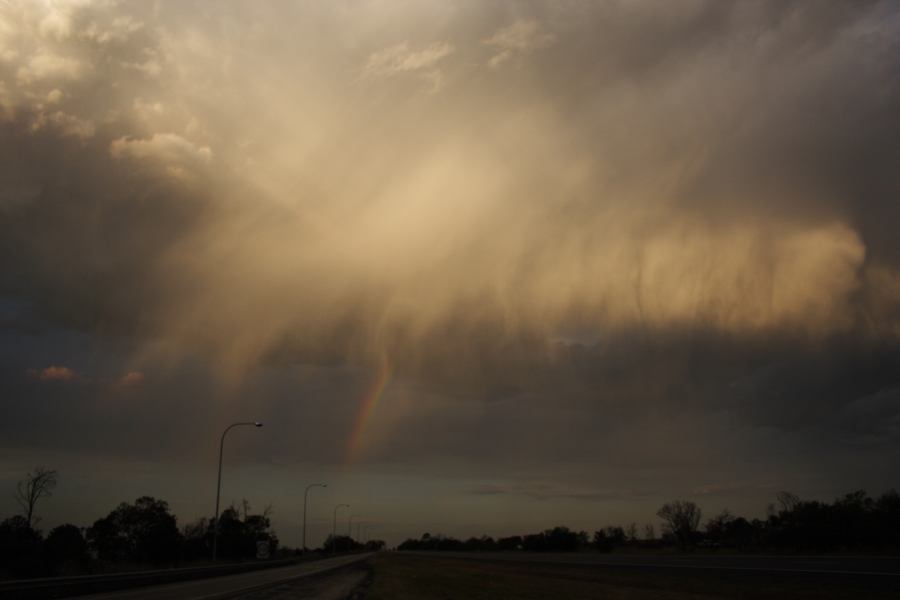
[362,553,900,600]
[224,553,900,600]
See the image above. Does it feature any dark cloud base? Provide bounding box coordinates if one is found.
[0,0,899,537]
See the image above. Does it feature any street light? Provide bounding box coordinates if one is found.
[302,482,327,553]
[348,515,356,552]
[332,503,349,554]
[213,421,263,561]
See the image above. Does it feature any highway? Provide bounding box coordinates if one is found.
[402,551,900,577]
[67,553,372,600]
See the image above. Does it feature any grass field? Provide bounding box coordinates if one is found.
[364,553,900,599]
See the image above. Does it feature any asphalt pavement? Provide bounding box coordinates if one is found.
[67,553,373,600]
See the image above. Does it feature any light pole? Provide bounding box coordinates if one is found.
[348,515,356,551]
[302,482,327,553]
[332,503,349,554]
[213,421,263,561]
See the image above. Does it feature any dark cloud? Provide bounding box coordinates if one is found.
[0,1,899,543]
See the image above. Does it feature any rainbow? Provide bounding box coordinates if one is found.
[345,358,393,465]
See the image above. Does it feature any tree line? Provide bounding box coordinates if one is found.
[398,489,900,554]
[1,467,382,580]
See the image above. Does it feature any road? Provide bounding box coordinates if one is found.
[402,551,900,577]
[68,554,373,600]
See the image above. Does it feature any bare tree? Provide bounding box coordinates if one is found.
[14,466,58,527]
[657,500,701,547]
[776,491,800,513]
[705,509,734,543]
[643,523,655,540]
[626,522,638,542]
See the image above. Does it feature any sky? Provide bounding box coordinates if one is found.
[1,0,899,548]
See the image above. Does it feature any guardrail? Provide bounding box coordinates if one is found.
[0,558,297,600]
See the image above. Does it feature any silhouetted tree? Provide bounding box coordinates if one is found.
[593,526,626,552]
[874,490,900,549]
[657,500,701,547]
[14,467,57,528]
[87,496,182,565]
[397,537,418,551]
[523,526,586,552]
[723,516,756,548]
[43,524,89,575]
[214,503,278,560]
[0,516,43,578]
[592,530,612,552]
[777,491,800,513]
[324,534,362,553]
[463,536,496,551]
[397,533,464,551]
[181,517,212,561]
[704,509,733,545]
[497,535,523,550]
[364,539,386,551]
[431,534,463,551]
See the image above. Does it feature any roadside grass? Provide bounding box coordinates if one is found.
[365,554,899,599]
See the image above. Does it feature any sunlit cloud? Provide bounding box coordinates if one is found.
[0,0,895,377]
[0,1,898,531]
[362,41,454,92]
[31,110,95,139]
[29,365,81,383]
[115,370,145,387]
[109,133,211,166]
[483,19,555,68]
[17,52,84,83]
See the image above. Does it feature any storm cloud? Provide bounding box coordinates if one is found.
[1,1,899,545]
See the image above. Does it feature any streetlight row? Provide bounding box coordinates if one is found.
[212,421,369,561]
